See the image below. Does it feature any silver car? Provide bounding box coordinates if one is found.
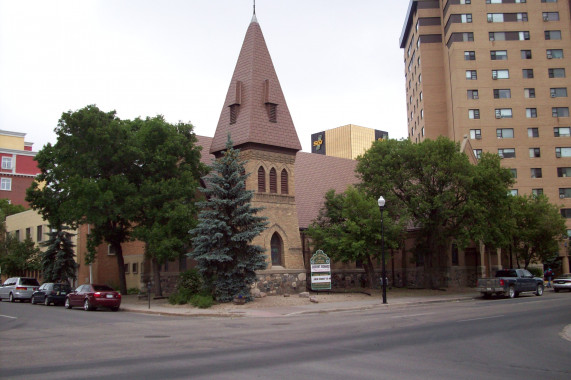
[0,277,40,302]
[553,273,571,293]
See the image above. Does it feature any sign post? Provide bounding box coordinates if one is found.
[310,250,331,291]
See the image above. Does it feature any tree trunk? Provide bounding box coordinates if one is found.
[152,257,162,297]
[112,242,127,294]
[364,255,376,289]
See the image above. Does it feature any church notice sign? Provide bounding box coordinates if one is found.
[310,250,331,291]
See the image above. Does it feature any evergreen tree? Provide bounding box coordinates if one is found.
[189,136,268,302]
[41,228,77,283]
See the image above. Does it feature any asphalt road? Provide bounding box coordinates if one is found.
[1,292,570,380]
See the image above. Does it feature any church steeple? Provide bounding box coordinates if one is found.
[209,15,301,155]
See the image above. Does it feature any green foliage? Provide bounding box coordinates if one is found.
[307,186,406,287]
[357,137,514,288]
[0,199,26,220]
[26,105,204,294]
[168,287,194,305]
[0,236,41,276]
[508,195,566,269]
[528,267,543,278]
[127,287,140,295]
[189,136,268,303]
[177,269,203,295]
[41,228,77,283]
[190,294,214,308]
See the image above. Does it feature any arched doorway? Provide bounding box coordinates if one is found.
[271,232,283,266]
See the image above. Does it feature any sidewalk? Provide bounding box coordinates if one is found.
[120,288,478,318]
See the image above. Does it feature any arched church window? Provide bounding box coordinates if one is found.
[269,168,277,193]
[281,169,288,194]
[271,232,283,266]
[258,167,266,192]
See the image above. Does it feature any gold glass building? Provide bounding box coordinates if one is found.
[311,124,389,160]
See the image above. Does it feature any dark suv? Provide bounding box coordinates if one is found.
[31,283,73,306]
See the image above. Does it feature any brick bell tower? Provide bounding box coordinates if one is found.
[209,12,303,269]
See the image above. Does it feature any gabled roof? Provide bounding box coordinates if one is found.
[209,17,301,155]
[294,152,359,229]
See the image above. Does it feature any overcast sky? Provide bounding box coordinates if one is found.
[0,0,410,153]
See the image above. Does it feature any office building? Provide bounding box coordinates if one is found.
[311,124,389,160]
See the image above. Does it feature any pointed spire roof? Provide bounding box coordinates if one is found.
[209,17,301,155]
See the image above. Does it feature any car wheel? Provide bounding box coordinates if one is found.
[44,297,51,306]
[111,306,119,312]
[9,293,14,303]
[535,285,544,296]
[507,286,516,299]
[31,296,37,305]
[481,293,491,299]
[64,298,72,309]
[84,299,92,311]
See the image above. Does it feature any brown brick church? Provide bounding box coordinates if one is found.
[75,12,488,294]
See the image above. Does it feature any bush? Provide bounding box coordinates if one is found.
[190,294,214,309]
[177,269,203,295]
[528,267,544,278]
[127,287,140,295]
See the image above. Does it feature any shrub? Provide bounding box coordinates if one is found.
[168,287,194,305]
[190,294,214,309]
[177,269,203,294]
[127,287,140,295]
[528,267,543,278]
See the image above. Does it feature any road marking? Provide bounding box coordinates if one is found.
[391,313,434,318]
[458,315,504,323]
[0,314,17,319]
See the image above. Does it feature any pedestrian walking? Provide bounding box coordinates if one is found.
[544,267,554,288]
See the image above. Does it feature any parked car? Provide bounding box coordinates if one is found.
[0,277,40,302]
[553,273,571,293]
[31,283,73,306]
[65,284,121,311]
[476,269,544,298]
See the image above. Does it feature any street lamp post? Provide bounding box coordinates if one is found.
[378,196,387,304]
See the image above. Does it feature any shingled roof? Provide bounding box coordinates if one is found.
[209,16,301,155]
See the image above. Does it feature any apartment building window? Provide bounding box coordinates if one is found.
[543,12,559,21]
[419,74,422,83]
[554,127,571,137]
[464,51,476,60]
[549,68,566,78]
[556,147,571,158]
[487,13,527,22]
[561,209,571,219]
[522,69,534,78]
[496,128,514,138]
[36,225,43,242]
[488,0,527,3]
[467,90,479,99]
[547,49,564,59]
[560,188,571,198]
[132,263,138,274]
[469,109,480,119]
[492,69,509,79]
[466,70,477,80]
[419,91,423,101]
[0,178,11,191]
[519,31,530,40]
[461,0,471,3]
[545,31,562,40]
[495,108,513,118]
[1,157,12,169]
[526,108,537,118]
[532,189,543,197]
[422,127,425,137]
[553,108,570,117]
[498,148,516,158]
[461,14,472,23]
[509,190,519,196]
[529,148,541,158]
[487,14,503,23]
[510,169,517,179]
[493,89,511,99]
[528,128,539,137]
[124,264,129,274]
[524,88,536,98]
[470,129,482,139]
[473,149,482,159]
[491,50,507,60]
[530,168,543,178]
[521,50,532,59]
[558,167,571,177]
[551,88,568,98]
[108,245,117,256]
[14,230,20,241]
[541,0,557,3]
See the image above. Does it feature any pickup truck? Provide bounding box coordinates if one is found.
[477,269,544,299]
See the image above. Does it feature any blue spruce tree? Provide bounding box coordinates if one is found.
[41,227,77,283]
[190,136,268,302]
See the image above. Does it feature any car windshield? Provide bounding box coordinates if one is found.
[557,274,571,279]
[21,278,40,286]
[93,285,114,292]
[495,270,517,278]
[54,284,71,291]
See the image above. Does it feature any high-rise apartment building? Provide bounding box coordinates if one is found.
[400,0,570,272]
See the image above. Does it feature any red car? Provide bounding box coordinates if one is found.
[65,284,121,311]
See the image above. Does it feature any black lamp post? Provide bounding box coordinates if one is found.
[378,196,387,304]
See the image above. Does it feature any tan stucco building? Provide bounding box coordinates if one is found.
[400,0,571,274]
